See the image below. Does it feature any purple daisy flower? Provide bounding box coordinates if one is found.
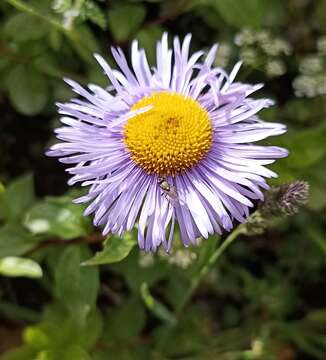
[47,33,288,252]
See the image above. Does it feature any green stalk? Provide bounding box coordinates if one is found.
[4,0,94,64]
[177,224,245,315]
[4,0,68,34]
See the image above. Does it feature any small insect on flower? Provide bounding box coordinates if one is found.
[47,33,288,252]
[158,177,179,205]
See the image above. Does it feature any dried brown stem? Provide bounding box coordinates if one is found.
[24,233,105,256]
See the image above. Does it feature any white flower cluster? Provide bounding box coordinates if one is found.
[138,248,197,269]
[234,28,292,77]
[160,249,197,269]
[214,43,232,68]
[293,36,326,98]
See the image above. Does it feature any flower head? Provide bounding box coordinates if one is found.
[47,33,288,251]
[261,180,309,216]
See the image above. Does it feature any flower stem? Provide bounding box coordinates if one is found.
[177,224,245,315]
[4,0,68,34]
[4,0,93,63]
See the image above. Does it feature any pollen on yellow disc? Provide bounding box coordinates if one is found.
[123,92,213,176]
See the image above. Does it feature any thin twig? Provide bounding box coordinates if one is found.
[24,233,105,256]
[4,0,69,34]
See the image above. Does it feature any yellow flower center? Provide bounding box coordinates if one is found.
[123,92,213,176]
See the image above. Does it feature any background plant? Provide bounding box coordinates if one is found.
[0,0,326,359]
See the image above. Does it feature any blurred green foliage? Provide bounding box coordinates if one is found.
[0,0,326,359]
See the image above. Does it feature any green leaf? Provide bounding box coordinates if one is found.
[308,171,326,211]
[33,53,62,78]
[136,25,164,65]
[191,235,219,275]
[307,228,326,256]
[48,28,63,51]
[24,197,91,239]
[24,326,49,350]
[41,303,103,351]
[0,224,38,258]
[271,126,326,171]
[316,0,326,32]
[55,246,99,319]
[152,302,219,353]
[62,345,91,360]
[87,64,109,88]
[103,296,146,341]
[0,174,35,222]
[0,256,42,278]
[210,0,265,29]
[7,65,49,116]
[111,249,169,291]
[0,346,37,360]
[140,283,177,326]
[0,182,5,218]
[0,300,41,323]
[108,4,146,42]
[69,25,100,64]
[77,308,103,350]
[165,272,191,311]
[4,13,49,42]
[0,58,10,73]
[93,345,150,360]
[52,0,72,13]
[81,1,106,29]
[82,232,136,266]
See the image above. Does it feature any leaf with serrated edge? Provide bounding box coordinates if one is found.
[82,233,136,266]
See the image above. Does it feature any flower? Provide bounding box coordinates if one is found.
[261,180,309,216]
[242,181,309,236]
[47,33,288,252]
